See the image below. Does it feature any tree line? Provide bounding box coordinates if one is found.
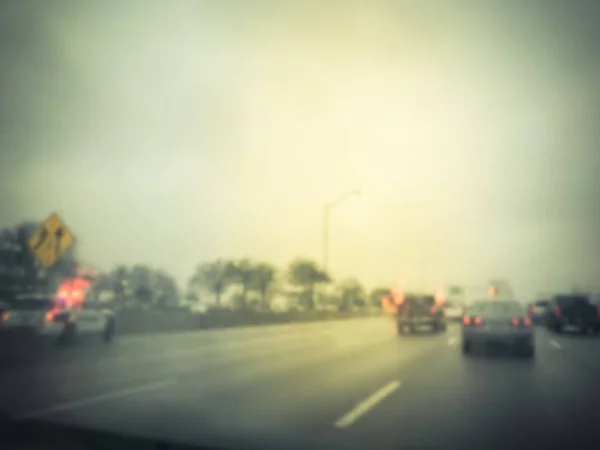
[184,258,389,312]
[0,222,391,312]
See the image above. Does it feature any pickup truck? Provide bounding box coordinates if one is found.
[396,294,446,335]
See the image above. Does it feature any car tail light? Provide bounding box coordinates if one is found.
[45,310,55,323]
[554,307,561,316]
[463,316,471,326]
[430,306,437,314]
[474,316,483,326]
[511,317,531,327]
[1,311,8,322]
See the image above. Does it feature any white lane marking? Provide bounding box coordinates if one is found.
[16,379,176,420]
[334,380,401,428]
[448,337,457,346]
[549,340,561,349]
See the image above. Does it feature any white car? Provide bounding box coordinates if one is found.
[1,293,116,345]
[443,303,464,321]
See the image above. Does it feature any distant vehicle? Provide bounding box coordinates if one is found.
[527,299,550,325]
[395,294,445,335]
[461,300,534,357]
[442,301,464,322]
[0,279,116,345]
[546,294,600,336]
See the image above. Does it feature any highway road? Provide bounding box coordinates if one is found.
[1,317,600,450]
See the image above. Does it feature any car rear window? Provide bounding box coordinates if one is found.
[556,296,590,308]
[468,301,524,316]
[405,296,435,306]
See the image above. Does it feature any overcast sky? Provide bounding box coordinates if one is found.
[1,1,599,299]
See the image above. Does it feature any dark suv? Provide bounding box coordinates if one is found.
[396,294,446,335]
[546,294,600,335]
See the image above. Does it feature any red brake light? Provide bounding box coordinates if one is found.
[474,316,483,326]
[430,306,437,314]
[463,316,471,326]
[512,317,519,326]
[45,310,56,323]
[524,317,532,327]
[391,287,404,305]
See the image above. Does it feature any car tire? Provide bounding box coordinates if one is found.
[102,318,115,343]
[462,340,470,355]
[57,323,77,347]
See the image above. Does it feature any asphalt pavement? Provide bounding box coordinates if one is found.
[1,317,600,450]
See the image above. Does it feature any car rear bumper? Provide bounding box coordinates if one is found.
[463,329,533,346]
[397,317,441,327]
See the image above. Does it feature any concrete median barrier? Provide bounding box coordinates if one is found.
[114,308,381,336]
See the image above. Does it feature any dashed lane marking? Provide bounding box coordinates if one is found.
[549,340,561,349]
[334,380,401,428]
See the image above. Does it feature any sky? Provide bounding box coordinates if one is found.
[1,1,599,299]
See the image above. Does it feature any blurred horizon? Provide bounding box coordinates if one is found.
[2,1,600,299]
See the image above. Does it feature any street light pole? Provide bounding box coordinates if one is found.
[322,190,360,273]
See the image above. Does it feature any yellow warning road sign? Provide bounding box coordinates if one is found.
[27,213,76,268]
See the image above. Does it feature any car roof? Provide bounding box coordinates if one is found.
[553,294,590,302]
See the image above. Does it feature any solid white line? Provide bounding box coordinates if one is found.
[334,380,401,428]
[448,337,457,345]
[549,340,561,349]
[17,379,176,420]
